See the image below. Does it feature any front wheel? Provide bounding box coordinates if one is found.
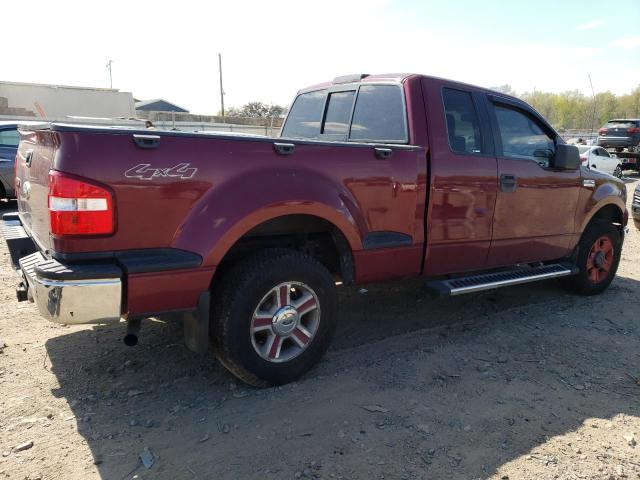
[559,220,621,295]
[211,249,338,387]
[613,165,623,178]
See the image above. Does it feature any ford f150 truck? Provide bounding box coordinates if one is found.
[2,73,629,387]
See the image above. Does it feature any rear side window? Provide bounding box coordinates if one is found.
[322,91,356,135]
[281,90,327,139]
[350,85,406,142]
[0,129,19,147]
[442,88,485,154]
[493,105,555,164]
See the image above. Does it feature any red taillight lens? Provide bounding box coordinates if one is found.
[598,128,607,134]
[628,127,640,133]
[48,171,114,236]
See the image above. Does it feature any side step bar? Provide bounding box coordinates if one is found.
[426,263,578,297]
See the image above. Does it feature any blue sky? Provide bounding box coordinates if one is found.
[1,0,638,113]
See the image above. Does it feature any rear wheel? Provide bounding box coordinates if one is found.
[559,220,621,295]
[211,249,338,387]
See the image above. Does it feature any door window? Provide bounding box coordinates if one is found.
[0,129,19,147]
[442,88,485,154]
[493,105,555,166]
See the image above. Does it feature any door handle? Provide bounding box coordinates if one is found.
[374,147,393,159]
[500,174,517,192]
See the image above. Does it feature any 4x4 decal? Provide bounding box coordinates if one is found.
[124,163,197,181]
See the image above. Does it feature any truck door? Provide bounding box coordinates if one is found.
[421,80,498,276]
[485,96,581,266]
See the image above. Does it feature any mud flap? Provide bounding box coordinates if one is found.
[183,291,210,354]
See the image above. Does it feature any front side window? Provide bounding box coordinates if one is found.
[442,88,485,154]
[493,105,555,165]
[350,85,406,142]
[0,129,19,147]
[322,91,356,135]
[281,90,327,139]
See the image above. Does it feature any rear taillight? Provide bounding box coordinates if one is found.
[628,127,640,133]
[48,170,114,236]
[598,128,607,134]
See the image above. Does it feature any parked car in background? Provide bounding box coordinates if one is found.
[0,121,43,200]
[633,184,640,229]
[578,145,623,178]
[597,119,640,152]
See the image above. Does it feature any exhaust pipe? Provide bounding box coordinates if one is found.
[123,319,142,346]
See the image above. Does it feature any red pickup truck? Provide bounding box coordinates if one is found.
[2,73,628,387]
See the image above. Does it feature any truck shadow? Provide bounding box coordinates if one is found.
[43,272,640,479]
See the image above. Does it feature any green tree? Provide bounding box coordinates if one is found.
[222,102,287,118]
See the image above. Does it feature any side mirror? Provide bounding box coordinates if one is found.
[554,144,580,170]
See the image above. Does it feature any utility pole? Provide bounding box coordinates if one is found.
[106,60,113,89]
[588,73,597,139]
[218,53,225,118]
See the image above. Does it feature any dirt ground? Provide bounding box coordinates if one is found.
[1,178,639,480]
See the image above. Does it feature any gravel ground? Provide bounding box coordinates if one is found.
[1,177,639,480]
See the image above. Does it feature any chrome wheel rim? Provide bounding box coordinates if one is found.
[250,282,320,363]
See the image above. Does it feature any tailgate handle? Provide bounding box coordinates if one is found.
[133,134,160,149]
[274,142,295,156]
[25,150,34,167]
[374,147,393,159]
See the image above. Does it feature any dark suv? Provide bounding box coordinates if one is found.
[0,123,21,200]
[597,119,640,152]
[0,121,44,200]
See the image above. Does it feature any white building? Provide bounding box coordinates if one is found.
[0,81,136,119]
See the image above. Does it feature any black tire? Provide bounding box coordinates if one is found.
[559,220,621,295]
[211,248,338,387]
[614,165,623,178]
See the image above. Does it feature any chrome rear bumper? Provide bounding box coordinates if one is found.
[19,252,122,324]
[2,213,122,324]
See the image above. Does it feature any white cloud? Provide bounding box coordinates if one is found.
[576,20,603,31]
[611,36,640,49]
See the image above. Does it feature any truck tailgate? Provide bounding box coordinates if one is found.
[15,128,58,252]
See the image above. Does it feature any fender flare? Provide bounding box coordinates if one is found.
[578,196,626,234]
[171,167,365,267]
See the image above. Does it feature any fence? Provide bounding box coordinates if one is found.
[0,115,282,138]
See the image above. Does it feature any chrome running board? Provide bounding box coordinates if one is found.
[426,263,578,297]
